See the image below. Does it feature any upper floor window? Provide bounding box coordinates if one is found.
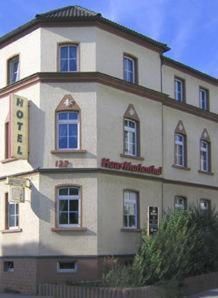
[199,88,209,111]
[174,121,187,167]
[123,190,139,229]
[55,95,81,151]
[5,117,10,159]
[174,196,187,210]
[124,119,137,156]
[123,55,137,83]
[57,111,80,150]
[57,186,80,227]
[200,140,210,172]
[59,44,78,72]
[174,77,185,102]
[199,199,211,215]
[175,134,185,167]
[7,55,19,85]
[123,104,140,157]
[200,129,211,173]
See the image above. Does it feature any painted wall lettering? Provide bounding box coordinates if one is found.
[101,158,162,175]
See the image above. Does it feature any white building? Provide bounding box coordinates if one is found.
[0,5,217,294]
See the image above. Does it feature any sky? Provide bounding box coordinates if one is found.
[0,0,218,77]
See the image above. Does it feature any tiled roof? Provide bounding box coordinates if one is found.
[0,5,169,53]
[36,5,101,19]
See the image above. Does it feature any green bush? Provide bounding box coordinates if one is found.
[102,256,137,287]
[133,208,218,286]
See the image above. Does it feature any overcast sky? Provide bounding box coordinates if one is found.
[0,0,217,77]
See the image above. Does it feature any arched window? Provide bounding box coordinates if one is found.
[55,95,80,151]
[174,121,187,167]
[200,129,211,172]
[123,104,140,157]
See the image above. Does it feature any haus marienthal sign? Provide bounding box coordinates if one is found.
[11,95,29,159]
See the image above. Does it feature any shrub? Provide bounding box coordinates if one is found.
[102,256,137,287]
[133,207,218,286]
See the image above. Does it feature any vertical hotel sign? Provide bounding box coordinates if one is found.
[11,95,29,159]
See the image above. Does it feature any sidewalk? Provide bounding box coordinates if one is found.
[190,288,218,297]
[0,295,51,298]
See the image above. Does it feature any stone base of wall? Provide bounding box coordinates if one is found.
[0,258,37,294]
[0,255,132,294]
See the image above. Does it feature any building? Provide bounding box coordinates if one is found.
[0,5,217,294]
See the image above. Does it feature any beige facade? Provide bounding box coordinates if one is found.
[0,5,218,294]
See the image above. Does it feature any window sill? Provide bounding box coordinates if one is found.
[2,228,22,234]
[198,170,214,176]
[172,164,191,171]
[51,149,87,154]
[120,154,144,161]
[120,228,141,233]
[51,227,88,232]
[1,158,18,164]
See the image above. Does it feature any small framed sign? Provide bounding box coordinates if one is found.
[147,206,159,236]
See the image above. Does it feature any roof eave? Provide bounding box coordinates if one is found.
[0,16,169,54]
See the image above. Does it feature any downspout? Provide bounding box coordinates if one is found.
[160,56,164,218]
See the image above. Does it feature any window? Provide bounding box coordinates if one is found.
[174,196,187,210]
[7,55,19,85]
[56,111,80,150]
[124,119,138,156]
[5,121,10,159]
[3,261,14,273]
[59,44,78,72]
[8,202,19,230]
[175,133,185,166]
[200,140,210,172]
[57,186,80,227]
[123,191,139,229]
[200,199,211,215]
[123,55,137,83]
[57,261,77,273]
[200,129,211,173]
[174,77,185,102]
[199,88,209,111]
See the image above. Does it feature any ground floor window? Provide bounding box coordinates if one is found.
[174,196,187,210]
[57,186,80,227]
[200,199,211,215]
[123,190,139,229]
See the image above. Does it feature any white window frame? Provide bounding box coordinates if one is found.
[56,111,80,150]
[57,187,80,228]
[124,119,137,156]
[59,44,78,72]
[200,199,210,213]
[57,261,77,273]
[8,202,19,230]
[200,140,209,172]
[174,196,187,210]
[175,133,185,166]
[8,56,20,84]
[123,191,138,229]
[199,88,208,110]
[175,78,184,102]
[124,56,135,83]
